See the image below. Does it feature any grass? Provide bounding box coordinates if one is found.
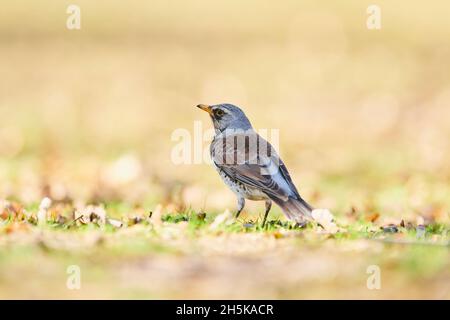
[1,0,450,299]
[0,203,448,299]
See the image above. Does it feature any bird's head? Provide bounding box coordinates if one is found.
[197,103,253,132]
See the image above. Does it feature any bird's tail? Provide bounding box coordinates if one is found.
[271,196,313,224]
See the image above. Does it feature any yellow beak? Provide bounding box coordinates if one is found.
[197,104,213,115]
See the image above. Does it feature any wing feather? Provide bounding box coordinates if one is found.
[210,131,300,202]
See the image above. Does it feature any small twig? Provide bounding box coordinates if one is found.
[63,215,83,229]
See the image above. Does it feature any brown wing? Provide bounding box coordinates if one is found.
[210,131,301,202]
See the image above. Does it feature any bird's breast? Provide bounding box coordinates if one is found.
[215,165,267,201]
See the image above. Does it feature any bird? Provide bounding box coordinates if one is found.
[197,103,313,227]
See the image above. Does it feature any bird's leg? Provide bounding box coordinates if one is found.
[262,199,272,228]
[235,197,245,219]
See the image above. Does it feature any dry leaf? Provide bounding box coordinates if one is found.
[108,218,123,228]
[365,212,380,223]
[312,208,339,234]
[209,209,233,230]
[150,204,163,227]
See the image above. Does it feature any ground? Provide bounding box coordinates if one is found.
[0,1,449,299]
[0,197,448,299]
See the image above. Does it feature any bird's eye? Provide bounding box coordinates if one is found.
[214,109,225,117]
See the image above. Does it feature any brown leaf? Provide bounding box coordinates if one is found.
[4,222,30,234]
[365,212,380,223]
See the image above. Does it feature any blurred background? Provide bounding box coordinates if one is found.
[0,1,449,299]
[1,0,450,217]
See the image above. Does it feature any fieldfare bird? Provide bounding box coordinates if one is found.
[197,103,313,227]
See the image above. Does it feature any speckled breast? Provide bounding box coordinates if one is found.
[214,164,268,201]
